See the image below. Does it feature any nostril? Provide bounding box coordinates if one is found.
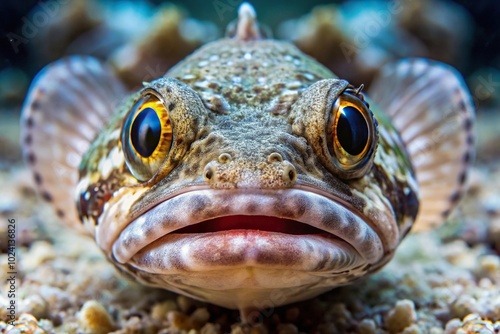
[283,163,297,183]
[204,164,215,181]
[268,152,283,163]
[218,153,232,164]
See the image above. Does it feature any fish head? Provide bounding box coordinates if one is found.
[73,38,418,311]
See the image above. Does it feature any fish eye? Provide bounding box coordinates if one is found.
[121,93,173,181]
[131,107,161,157]
[328,90,378,178]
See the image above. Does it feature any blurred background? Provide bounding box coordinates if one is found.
[0,0,499,166]
[0,2,499,331]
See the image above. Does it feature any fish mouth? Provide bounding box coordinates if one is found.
[173,215,327,235]
[104,187,387,275]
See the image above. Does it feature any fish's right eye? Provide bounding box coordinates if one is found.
[131,107,162,158]
[121,93,173,181]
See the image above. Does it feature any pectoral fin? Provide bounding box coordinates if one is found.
[369,59,475,231]
[21,56,127,232]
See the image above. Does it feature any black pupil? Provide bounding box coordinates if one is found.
[131,108,161,157]
[337,106,369,156]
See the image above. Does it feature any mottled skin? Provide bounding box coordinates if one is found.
[75,37,418,312]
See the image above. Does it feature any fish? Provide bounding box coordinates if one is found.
[21,2,474,322]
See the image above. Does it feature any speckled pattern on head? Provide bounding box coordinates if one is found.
[168,39,333,108]
[21,2,474,321]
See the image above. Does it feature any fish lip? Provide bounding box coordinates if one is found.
[107,186,386,271]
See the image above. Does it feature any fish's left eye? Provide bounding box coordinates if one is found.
[121,93,173,181]
[327,91,378,178]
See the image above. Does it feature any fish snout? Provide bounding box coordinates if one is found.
[203,152,297,189]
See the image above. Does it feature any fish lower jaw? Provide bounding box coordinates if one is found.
[119,255,363,311]
[124,230,365,273]
[112,230,371,311]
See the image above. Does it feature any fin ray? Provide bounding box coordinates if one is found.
[369,59,474,231]
[21,56,127,231]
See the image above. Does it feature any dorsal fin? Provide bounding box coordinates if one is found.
[225,2,263,41]
[21,56,127,232]
[368,59,475,231]
[235,2,260,41]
